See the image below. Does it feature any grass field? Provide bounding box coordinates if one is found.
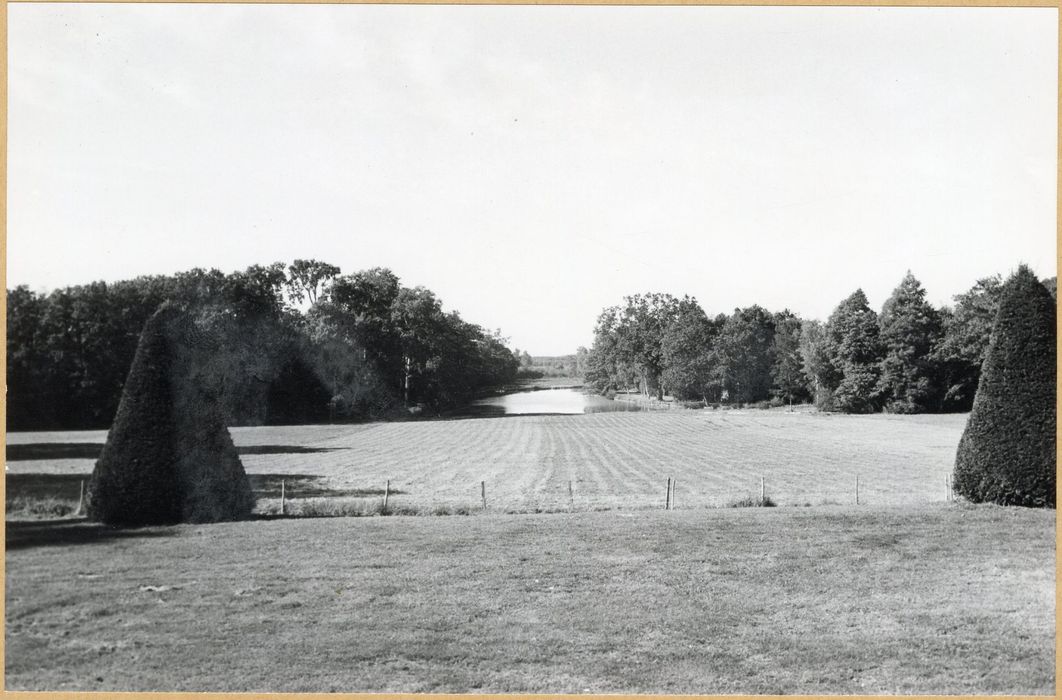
[6,410,969,512]
[4,504,1054,693]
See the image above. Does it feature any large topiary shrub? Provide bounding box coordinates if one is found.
[953,265,1056,507]
[87,304,255,525]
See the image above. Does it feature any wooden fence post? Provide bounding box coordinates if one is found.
[280,479,286,516]
[760,476,765,505]
[77,479,85,516]
[383,479,390,510]
[568,479,574,512]
[481,480,487,510]
[855,475,860,505]
[666,477,672,510]
[671,478,676,509]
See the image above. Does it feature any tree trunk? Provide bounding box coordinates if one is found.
[403,355,411,407]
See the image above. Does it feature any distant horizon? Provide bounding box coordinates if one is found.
[8,5,1057,356]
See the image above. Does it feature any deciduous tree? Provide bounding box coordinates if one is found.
[932,275,1003,412]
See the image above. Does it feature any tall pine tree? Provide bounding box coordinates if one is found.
[878,272,943,413]
[824,290,884,413]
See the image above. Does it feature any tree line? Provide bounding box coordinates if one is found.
[585,269,1056,413]
[7,260,519,431]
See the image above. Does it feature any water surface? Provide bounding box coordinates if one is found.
[471,388,640,416]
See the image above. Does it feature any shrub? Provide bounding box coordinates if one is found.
[727,495,777,508]
[832,365,882,414]
[953,266,1056,507]
[6,496,79,520]
[87,305,255,525]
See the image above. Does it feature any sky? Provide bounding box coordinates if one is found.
[8,5,1058,355]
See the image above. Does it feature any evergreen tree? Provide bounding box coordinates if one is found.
[825,289,883,413]
[87,305,255,525]
[953,265,1056,507]
[877,272,943,413]
[771,310,810,406]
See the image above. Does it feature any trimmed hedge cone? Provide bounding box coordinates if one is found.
[87,304,255,525]
[953,265,1056,507]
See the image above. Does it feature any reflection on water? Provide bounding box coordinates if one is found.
[471,388,641,416]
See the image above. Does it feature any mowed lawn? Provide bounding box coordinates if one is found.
[4,505,1054,693]
[6,410,968,510]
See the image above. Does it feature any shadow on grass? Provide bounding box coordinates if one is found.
[247,474,405,498]
[236,445,347,456]
[5,442,103,460]
[6,473,406,502]
[5,518,178,551]
[6,443,347,461]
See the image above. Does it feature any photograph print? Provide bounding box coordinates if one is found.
[4,3,1057,694]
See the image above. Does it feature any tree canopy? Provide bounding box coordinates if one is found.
[7,261,519,430]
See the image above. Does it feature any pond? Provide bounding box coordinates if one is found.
[468,387,640,416]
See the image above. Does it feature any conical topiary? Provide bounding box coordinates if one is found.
[87,304,255,525]
[953,265,1056,507]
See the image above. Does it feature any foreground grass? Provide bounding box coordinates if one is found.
[5,504,1053,694]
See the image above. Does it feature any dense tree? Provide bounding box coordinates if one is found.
[265,356,332,425]
[877,272,943,413]
[799,318,840,410]
[7,261,518,430]
[88,305,255,525]
[614,293,685,400]
[587,294,684,399]
[6,286,52,427]
[712,305,776,404]
[285,259,341,306]
[824,290,883,413]
[932,275,1003,412]
[953,266,1055,507]
[585,307,626,395]
[660,299,723,402]
[771,310,810,406]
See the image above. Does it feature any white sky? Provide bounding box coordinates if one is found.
[8,5,1058,355]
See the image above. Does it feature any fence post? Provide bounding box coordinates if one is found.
[671,478,676,509]
[481,480,487,510]
[666,477,672,510]
[280,479,286,516]
[855,475,860,505]
[77,479,85,516]
[760,476,765,505]
[383,479,390,510]
[568,479,574,512]
[945,474,951,502]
